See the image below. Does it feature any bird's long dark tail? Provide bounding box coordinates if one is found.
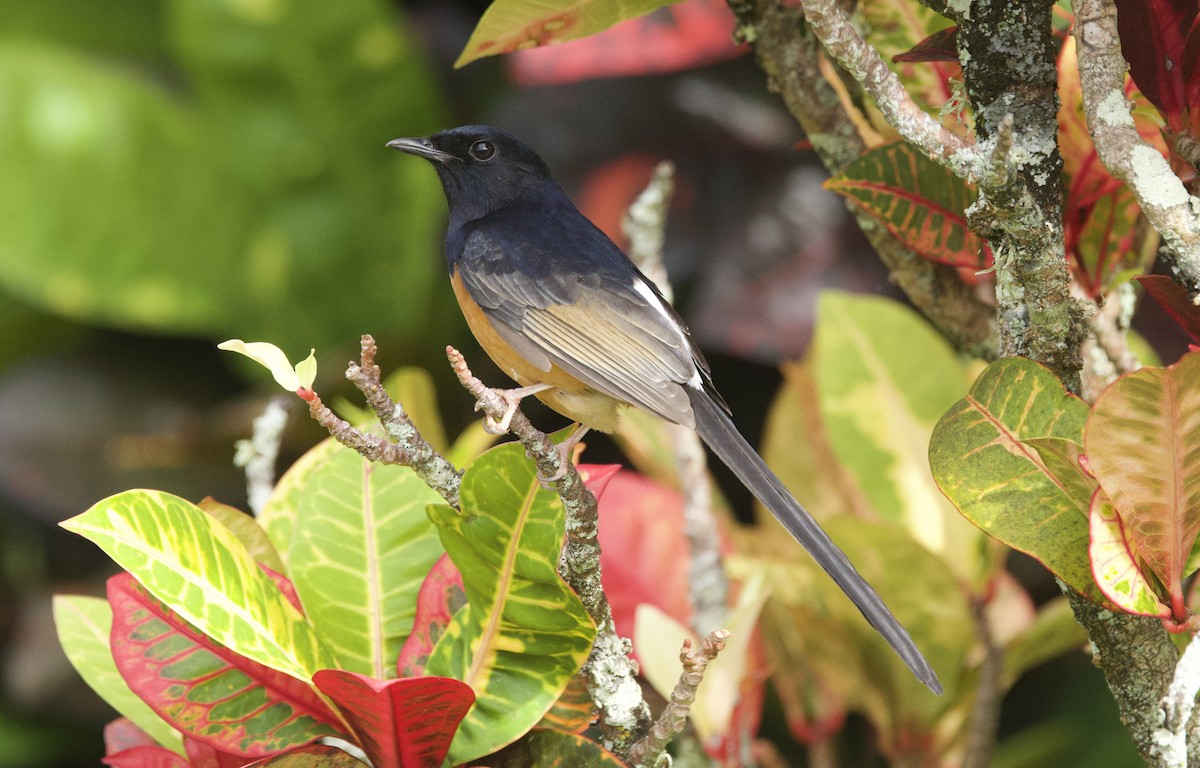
[687,387,942,694]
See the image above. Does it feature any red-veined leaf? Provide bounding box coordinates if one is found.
[893,27,958,63]
[930,358,1101,601]
[184,738,250,768]
[1058,36,1162,296]
[107,574,342,757]
[1137,274,1200,343]
[456,0,684,68]
[243,744,368,767]
[312,671,474,768]
[1089,489,1172,617]
[1183,15,1200,119]
[1113,0,1194,119]
[1085,350,1200,620]
[509,0,744,86]
[395,555,465,678]
[825,142,990,272]
[101,747,192,768]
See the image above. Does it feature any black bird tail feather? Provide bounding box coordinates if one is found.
[687,387,943,694]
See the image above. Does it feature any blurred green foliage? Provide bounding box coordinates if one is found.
[0,0,450,350]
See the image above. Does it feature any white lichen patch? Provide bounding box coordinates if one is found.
[1097,90,1135,127]
[1130,144,1189,209]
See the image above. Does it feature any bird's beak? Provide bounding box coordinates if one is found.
[386,137,454,163]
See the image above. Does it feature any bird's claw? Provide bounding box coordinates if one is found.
[478,398,517,434]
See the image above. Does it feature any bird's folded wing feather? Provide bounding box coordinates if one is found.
[457,228,699,426]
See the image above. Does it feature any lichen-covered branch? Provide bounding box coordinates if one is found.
[1063,586,1188,767]
[622,162,730,635]
[1073,0,1200,295]
[445,346,651,756]
[345,335,463,506]
[234,396,290,516]
[626,630,731,768]
[726,0,999,359]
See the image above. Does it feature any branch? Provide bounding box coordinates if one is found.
[233,396,290,516]
[445,347,652,756]
[1062,585,1184,767]
[796,0,983,182]
[626,630,731,768]
[727,0,999,359]
[1074,0,1200,295]
[962,597,1003,768]
[622,162,730,635]
[1154,633,1200,766]
[345,335,463,506]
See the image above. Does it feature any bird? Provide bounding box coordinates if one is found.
[387,125,941,694]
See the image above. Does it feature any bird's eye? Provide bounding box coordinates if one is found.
[469,140,496,161]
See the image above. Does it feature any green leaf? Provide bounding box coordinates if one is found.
[929,357,1100,601]
[0,1,448,349]
[61,490,336,681]
[425,443,597,764]
[259,437,342,565]
[1021,438,1097,515]
[488,730,626,767]
[825,142,987,271]
[52,594,184,753]
[455,0,684,68]
[1085,351,1200,615]
[288,446,446,678]
[814,291,984,579]
[197,498,285,574]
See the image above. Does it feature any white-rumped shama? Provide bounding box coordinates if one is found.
[388,125,941,694]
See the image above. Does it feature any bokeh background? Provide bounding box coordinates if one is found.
[0,1,1182,764]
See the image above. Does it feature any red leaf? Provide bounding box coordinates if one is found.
[185,739,252,768]
[395,555,465,678]
[892,26,959,63]
[1114,0,1195,119]
[312,671,474,768]
[102,747,192,768]
[107,574,342,757]
[577,463,622,499]
[508,0,745,86]
[1184,15,1200,114]
[1138,274,1200,343]
[595,471,694,638]
[105,718,159,755]
[244,745,368,767]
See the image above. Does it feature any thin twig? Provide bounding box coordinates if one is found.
[626,630,732,768]
[445,346,652,756]
[1073,0,1200,295]
[962,598,1003,768]
[344,335,462,506]
[622,162,730,635]
[233,396,290,516]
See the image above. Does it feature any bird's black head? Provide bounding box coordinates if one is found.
[387,125,557,226]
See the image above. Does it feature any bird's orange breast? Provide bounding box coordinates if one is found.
[450,269,623,431]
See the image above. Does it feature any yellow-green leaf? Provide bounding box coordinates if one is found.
[288,446,445,678]
[426,443,596,764]
[61,490,335,681]
[53,595,184,753]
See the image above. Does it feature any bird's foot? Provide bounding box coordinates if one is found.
[477,383,553,434]
[537,425,591,486]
